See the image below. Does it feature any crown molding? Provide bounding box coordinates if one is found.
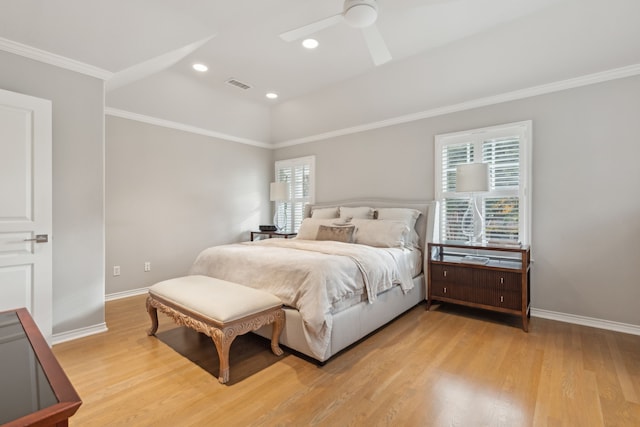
[105,107,271,149]
[104,63,640,149]
[273,63,640,148]
[0,37,113,80]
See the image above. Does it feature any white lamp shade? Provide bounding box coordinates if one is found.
[270,182,289,201]
[456,163,489,193]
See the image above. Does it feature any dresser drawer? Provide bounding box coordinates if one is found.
[431,264,471,284]
[431,265,473,300]
[493,290,522,310]
[473,270,521,290]
[471,270,522,309]
[430,281,461,299]
[473,286,521,310]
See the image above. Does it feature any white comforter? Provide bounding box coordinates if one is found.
[188,238,415,359]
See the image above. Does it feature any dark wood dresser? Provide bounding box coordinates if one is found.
[427,241,531,331]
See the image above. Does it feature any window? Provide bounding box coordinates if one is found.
[435,121,532,244]
[274,156,315,232]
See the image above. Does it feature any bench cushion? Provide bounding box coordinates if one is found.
[149,275,282,323]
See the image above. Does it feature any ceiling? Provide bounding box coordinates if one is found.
[0,0,569,103]
[2,0,640,144]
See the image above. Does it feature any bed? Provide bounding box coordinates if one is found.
[189,199,438,363]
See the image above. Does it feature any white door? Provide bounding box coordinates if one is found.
[0,88,52,344]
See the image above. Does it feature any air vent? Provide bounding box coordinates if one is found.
[225,78,252,90]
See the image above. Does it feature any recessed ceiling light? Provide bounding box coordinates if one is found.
[266,92,278,100]
[302,39,319,49]
[192,63,208,72]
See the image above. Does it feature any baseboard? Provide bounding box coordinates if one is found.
[52,322,108,345]
[53,295,638,346]
[531,308,640,336]
[105,287,149,301]
[51,289,148,345]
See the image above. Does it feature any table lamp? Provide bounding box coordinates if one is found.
[270,182,290,231]
[456,163,489,244]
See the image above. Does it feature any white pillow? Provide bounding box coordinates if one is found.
[351,219,409,248]
[376,208,422,247]
[296,218,346,240]
[311,207,339,219]
[340,206,374,220]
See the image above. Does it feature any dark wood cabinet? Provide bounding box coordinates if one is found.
[427,241,531,331]
[0,308,81,426]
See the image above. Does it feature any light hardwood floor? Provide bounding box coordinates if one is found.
[52,295,640,426]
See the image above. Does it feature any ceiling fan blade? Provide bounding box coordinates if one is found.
[279,13,344,42]
[361,24,392,66]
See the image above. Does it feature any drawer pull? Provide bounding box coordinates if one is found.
[500,277,504,284]
[444,287,447,294]
[443,270,447,278]
[500,295,504,303]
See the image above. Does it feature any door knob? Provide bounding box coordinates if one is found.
[24,234,48,243]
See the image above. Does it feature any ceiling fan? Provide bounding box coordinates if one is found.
[279,0,392,66]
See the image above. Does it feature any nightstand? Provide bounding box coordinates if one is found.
[427,240,531,331]
[250,231,297,241]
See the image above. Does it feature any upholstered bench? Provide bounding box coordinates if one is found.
[146,275,285,384]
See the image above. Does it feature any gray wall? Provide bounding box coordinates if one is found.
[0,51,105,334]
[4,44,636,336]
[275,75,640,327]
[105,116,272,295]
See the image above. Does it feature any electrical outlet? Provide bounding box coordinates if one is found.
[144,262,151,272]
[113,266,120,276]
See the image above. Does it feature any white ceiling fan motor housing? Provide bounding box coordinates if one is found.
[343,0,378,28]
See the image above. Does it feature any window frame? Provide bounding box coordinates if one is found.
[274,155,316,233]
[434,121,532,245]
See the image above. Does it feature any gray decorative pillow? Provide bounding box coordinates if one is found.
[315,225,356,243]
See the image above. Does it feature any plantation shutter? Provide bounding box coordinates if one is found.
[439,142,475,241]
[274,156,315,232]
[482,137,520,242]
[435,122,531,245]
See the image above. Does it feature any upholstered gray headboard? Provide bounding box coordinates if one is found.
[303,198,439,251]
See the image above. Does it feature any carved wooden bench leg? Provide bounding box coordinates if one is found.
[211,328,237,384]
[146,276,285,384]
[146,296,159,336]
[271,309,285,356]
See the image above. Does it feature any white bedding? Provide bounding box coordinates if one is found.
[188,238,420,359]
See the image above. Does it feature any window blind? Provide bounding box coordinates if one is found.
[274,156,315,232]
[435,122,531,245]
[482,137,520,242]
[439,143,474,241]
